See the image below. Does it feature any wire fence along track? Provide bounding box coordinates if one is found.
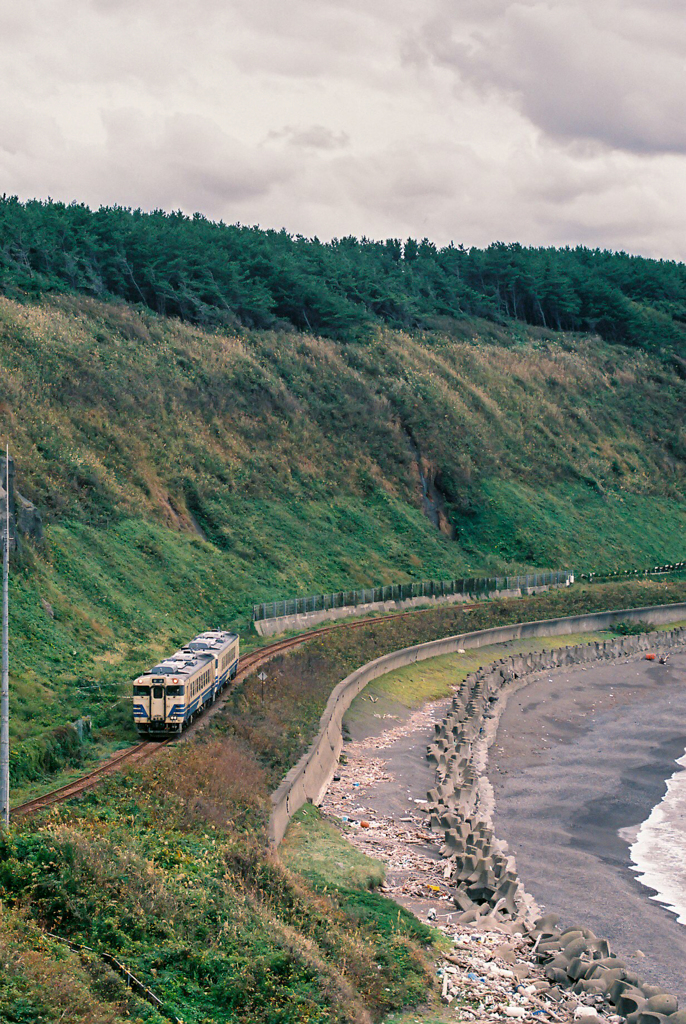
[252,571,571,622]
[253,561,686,624]
[580,561,686,582]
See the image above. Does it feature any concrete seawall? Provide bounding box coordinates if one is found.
[422,626,686,1018]
[268,601,686,847]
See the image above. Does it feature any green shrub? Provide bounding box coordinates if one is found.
[611,619,654,635]
[10,723,88,784]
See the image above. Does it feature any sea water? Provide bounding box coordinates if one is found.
[629,749,686,926]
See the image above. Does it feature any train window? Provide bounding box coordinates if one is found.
[133,685,150,697]
[153,685,164,699]
[167,685,184,696]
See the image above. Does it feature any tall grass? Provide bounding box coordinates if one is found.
[0,293,684,759]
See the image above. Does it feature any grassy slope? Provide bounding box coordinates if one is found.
[1,293,685,761]
[1,278,685,1022]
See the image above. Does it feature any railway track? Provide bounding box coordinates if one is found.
[11,600,477,816]
[11,740,168,817]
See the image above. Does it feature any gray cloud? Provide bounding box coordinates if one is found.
[99,111,297,209]
[414,0,686,154]
[268,126,350,151]
[1,0,686,260]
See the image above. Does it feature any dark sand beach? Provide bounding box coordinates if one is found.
[491,648,686,1000]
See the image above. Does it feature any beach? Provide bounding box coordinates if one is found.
[316,636,686,1014]
[491,648,686,1000]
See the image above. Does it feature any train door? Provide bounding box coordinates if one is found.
[150,677,166,724]
[214,659,219,696]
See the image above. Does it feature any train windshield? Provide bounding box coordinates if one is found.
[166,685,184,696]
[153,685,164,699]
[133,685,150,697]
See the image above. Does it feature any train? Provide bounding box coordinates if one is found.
[132,630,240,735]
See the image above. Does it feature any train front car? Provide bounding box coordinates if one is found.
[133,651,213,736]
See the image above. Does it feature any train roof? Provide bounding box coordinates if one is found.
[186,630,238,652]
[192,630,238,643]
[139,630,238,678]
[148,650,213,677]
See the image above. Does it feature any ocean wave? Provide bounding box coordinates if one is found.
[628,749,686,926]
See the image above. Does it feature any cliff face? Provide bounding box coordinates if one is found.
[0,454,43,550]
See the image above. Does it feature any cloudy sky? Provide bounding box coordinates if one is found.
[2,0,685,258]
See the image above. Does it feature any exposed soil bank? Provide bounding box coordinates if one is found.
[491,650,686,1000]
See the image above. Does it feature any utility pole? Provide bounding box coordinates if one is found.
[1,444,9,827]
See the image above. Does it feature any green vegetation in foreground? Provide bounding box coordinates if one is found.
[5,584,686,1022]
[2,737,436,1024]
[0,907,136,1024]
[280,804,386,891]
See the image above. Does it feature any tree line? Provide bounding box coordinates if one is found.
[1,196,685,351]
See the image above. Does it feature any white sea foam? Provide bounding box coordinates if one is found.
[628,749,686,926]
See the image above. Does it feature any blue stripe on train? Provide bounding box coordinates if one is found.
[166,656,240,724]
[214,657,237,693]
[218,658,238,681]
[133,704,148,718]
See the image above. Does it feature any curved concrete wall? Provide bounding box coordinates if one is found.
[268,601,686,846]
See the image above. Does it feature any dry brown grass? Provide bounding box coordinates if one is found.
[0,908,128,1024]
[138,734,269,832]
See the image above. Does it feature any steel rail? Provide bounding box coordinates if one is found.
[11,740,166,817]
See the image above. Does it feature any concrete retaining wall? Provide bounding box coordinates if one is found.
[268,601,686,847]
[255,584,558,637]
